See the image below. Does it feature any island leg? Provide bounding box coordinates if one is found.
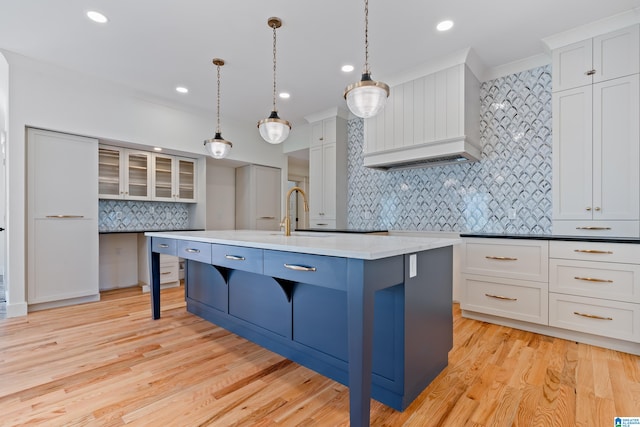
[148,237,161,319]
[347,259,375,427]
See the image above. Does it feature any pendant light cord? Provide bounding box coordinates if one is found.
[271,22,278,112]
[216,63,221,134]
[364,0,370,75]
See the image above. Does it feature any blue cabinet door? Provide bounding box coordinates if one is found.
[228,270,292,339]
[292,283,402,382]
[185,260,228,313]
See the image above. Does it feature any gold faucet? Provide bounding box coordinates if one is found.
[282,186,309,236]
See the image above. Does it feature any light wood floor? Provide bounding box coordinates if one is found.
[1,286,639,426]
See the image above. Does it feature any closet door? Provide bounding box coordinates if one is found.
[27,128,99,305]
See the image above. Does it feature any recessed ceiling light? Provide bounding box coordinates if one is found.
[87,10,108,24]
[279,92,290,99]
[176,86,189,94]
[153,147,163,152]
[341,65,355,73]
[436,20,454,31]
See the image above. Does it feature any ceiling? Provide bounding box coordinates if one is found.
[1,1,639,130]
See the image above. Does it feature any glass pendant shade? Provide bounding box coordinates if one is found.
[204,133,232,159]
[258,110,291,145]
[344,73,390,118]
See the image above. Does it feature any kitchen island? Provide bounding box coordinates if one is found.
[146,230,459,427]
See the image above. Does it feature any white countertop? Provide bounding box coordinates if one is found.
[145,230,461,260]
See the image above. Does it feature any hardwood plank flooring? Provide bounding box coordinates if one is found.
[1,285,639,426]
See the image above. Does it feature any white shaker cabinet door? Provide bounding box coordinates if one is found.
[27,128,99,305]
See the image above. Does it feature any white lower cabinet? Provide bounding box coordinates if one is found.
[462,237,640,355]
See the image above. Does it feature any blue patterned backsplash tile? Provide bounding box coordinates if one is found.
[347,65,552,234]
[99,200,190,232]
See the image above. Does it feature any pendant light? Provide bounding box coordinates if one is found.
[204,58,233,159]
[258,17,291,144]
[343,0,389,118]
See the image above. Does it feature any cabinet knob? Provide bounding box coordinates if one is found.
[585,69,596,76]
[594,207,601,211]
[586,207,591,211]
[319,137,324,141]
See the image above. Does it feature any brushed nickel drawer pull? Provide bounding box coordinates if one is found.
[46,215,84,218]
[574,276,613,283]
[485,294,517,301]
[485,256,518,261]
[575,226,611,230]
[185,248,201,253]
[225,255,246,261]
[158,244,169,248]
[573,311,612,321]
[284,263,317,272]
[574,249,613,254]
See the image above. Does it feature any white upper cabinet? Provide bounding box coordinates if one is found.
[306,110,348,229]
[99,145,152,201]
[152,154,197,203]
[552,25,639,92]
[552,24,640,238]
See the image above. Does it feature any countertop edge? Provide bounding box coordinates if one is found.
[460,233,640,244]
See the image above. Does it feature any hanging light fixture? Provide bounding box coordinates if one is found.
[258,17,291,144]
[204,58,233,159]
[343,0,389,118]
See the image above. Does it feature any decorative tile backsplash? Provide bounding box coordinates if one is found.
[347,65,552,234]
[99,200,190,232]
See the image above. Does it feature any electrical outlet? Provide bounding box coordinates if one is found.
[409,254,417,278]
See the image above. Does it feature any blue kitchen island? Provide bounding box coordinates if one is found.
[146,230,459,427]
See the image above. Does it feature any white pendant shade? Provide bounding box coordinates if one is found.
[258,112,291,145]
[204,133,232,159]
[344,75,390,119]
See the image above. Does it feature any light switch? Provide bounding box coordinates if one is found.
[409,254,417,278]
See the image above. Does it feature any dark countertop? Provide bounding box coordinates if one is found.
[460,232,640,244]
[99,229,205,234]
[295,228,388,234]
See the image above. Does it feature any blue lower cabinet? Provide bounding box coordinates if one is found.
[228,270,292,339]
[185,260,228,313]
[292,283,401,383]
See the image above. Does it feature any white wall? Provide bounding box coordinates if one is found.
[206,160,236,230]
[3,50,286,317]
[0,53,7,281]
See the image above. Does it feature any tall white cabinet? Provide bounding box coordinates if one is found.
[306,108,348,229]
[551,24,640,237]
[235,164,281,230]
[27,128,99,309]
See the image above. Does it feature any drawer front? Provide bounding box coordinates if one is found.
[159,263,179,284]
[549,293,640,342]
[462,274,548,325]
[549,259,640,303]
[462,238,548,282]
[550,240,640,264]
[264,250,347,290]
[211,244,263,274]
[552,220,639,239]
[151,237,177,256]
[176,240,212,263]
[159,254,178,265]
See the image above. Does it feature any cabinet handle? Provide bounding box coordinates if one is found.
[485,294,517,301]
[573,311,612,321]
[585,69,596,76]
[575,226,611,230]
[316,223,328,226]
[225,255,245,261]
[161,271,172,275]
[158,244,169,248]
[319,137,324,141]
[260,217,275,219]
[284,263,317,272]
[574,249,613,254]
[185,248,201,253]
[46,215,84,219]
[485,256,518,261]
[574,276,613,283]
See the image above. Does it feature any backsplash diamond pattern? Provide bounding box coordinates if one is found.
[347,65,552,234]
[99,200,190,232]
